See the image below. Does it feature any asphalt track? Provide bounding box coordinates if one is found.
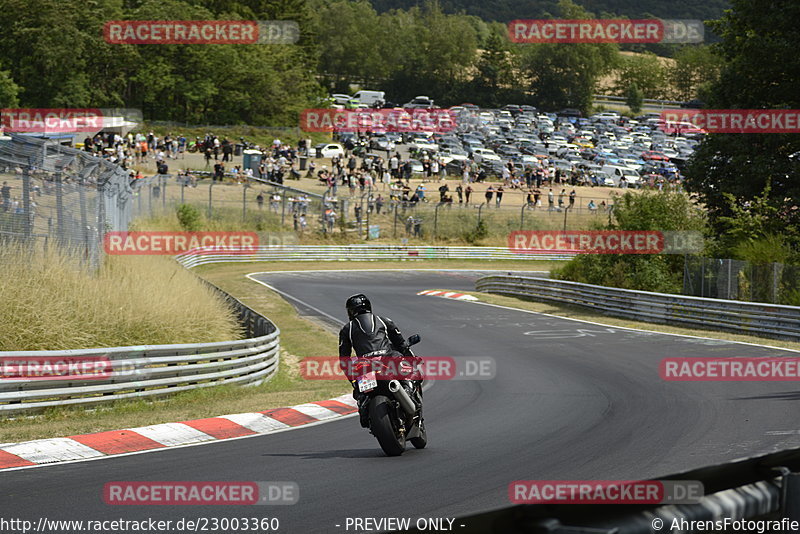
[4,270,800,534]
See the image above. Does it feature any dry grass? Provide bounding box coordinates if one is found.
[0,247,242,351]
[0,257,350,442]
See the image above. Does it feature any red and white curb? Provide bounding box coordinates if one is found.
[417,289,478,301]
[0,394,357,471]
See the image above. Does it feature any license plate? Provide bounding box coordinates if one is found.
[357,372,377,392]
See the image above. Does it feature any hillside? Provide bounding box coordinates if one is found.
[370,0,729,23]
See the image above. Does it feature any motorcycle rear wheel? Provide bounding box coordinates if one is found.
[369,395,405,456]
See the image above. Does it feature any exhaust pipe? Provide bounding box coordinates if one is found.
[388,380,417,416]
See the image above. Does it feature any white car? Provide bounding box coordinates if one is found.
[409,140,439,153]
[471,148,502,162]
[316,143,344,159]
[440,149,469,163]
[331,94,352,106]
[602,165,641,186]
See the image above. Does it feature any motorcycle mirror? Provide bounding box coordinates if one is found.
[407,334,421,346]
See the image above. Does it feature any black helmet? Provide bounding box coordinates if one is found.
[346,294,372,320]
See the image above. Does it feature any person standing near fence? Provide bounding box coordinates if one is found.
[569,189,576,210]
[496,185,504,207]
[548,189,554,211]
[465,185,472,205]
[455,184,463,204]
[485,185,494,205]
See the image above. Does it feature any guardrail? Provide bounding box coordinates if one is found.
[476,274,800,341]
[0,286,280,415]
[174,245,576,269]
[455,445,800,533]
[593,94,685,110]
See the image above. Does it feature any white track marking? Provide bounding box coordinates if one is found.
[4,438,104,464]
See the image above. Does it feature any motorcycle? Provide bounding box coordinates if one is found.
[353,334,426,456]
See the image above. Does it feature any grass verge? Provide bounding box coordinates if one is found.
[0,248,241,351]
[0,260,351,442]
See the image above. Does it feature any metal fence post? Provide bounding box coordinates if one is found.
[393,202,398,238]
[21,167,32,240]
[55,172,64,247]
[434,202,440,241]
[520,203,526,230]
[281,193,286,227]
[97,181,106,257]
[773,262,780,304]
[161,174,166,211]
[242,183,247,223]
[701,257,705,298]
[208,182,213,219]
[78,176,90,260]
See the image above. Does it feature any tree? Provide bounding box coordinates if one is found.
[312,0,387,92]
[685,0,800,258]
[613,52,668,100]
[517,0,618,113]
[384,1,478,105]
[670,45,723,102]
[625,82,643,114]
[468,29,517,107]
[0,68,20,108]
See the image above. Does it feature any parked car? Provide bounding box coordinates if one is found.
[404,96,435,109]
[315,143,345,159]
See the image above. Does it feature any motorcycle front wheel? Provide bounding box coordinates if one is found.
[369,395,406,456]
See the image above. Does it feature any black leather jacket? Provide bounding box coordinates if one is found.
[339,313,408,359]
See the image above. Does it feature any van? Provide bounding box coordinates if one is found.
[352,90,386,108]
[601,165,641,187]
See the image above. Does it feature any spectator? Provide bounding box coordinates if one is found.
[375,194,384,215]
[569,189,576,209]
[485,185,494,205]
[588,199,597,213]
[438,183,449,203]
[548,189,554,211]
[496,185,504,207]
[455,184,463,204]
[558,189,566,209]
[465,185,473,204]
[256,192,264,210]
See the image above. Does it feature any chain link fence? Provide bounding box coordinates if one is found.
[0,133,133,267]
[128,172,333,235]
[683,256,800,305]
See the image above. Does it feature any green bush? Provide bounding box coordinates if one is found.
[553,191,708,293]
[176,203,202,232]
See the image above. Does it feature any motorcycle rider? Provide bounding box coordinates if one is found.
[339,294,423,428]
